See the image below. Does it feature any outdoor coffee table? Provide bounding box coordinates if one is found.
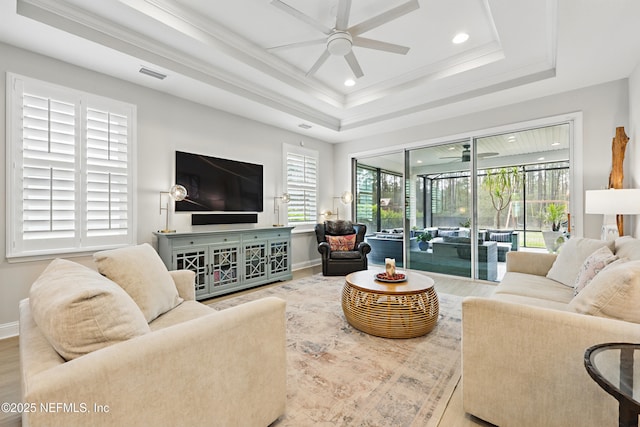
[342,269,439,339]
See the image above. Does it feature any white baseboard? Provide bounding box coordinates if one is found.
[292,260,321,271]
[0,321,19,339]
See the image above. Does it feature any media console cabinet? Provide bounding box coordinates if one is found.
[154,227,293,300]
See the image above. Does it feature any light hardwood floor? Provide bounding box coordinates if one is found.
[0,266,496,427]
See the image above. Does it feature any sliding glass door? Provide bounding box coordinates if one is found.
[405,141,475,279]
[355,121,572,282]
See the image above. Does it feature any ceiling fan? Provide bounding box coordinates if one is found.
[440,144,499,162]
[268,0,420,78]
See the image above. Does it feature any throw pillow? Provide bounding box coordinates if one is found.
[327,234,356,251]
[546,237,615,287]
[29,258,150,361]
[94,243,183,322]
[572,246,618,295]
[489,232,512,243]
[569,260,640,323]
[439,230,458,237]
[615,236,640,261]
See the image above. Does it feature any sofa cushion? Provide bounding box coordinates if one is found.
[330,250,362,260]
[29,258,150,361]
[614,236,640,261]
[546,237,615,287]
[491,293,572,312]
[494,272,574,304]
[327,234,356,251]
[149,300,215,331]
[569,260,640,323]
[94,243,183,322]
[573,246,618,295]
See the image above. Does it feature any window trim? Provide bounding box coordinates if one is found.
[283,143,318,226]
[6,73,137,261]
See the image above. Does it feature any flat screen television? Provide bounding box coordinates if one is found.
[175,151,263,212]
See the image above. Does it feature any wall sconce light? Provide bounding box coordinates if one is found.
[159,184,188,233]
[585,188,640,240]
[273,193,290,227]
[332,191,353,220]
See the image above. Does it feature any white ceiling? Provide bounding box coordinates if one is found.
[2,0,640,143]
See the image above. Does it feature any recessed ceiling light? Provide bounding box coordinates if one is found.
[344,79,355,87]
[507,136,516,142]
[538,157,545,161]
[452,33,469,44]
[417,160,423,164]
[551,142,560,146]
[448,146,456,150]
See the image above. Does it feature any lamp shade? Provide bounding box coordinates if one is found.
[340,191,353,204]
[585,189,640,215]
[169,184,188,201]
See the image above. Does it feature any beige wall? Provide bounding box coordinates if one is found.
[0,42,330,334]
[334,79,631,240]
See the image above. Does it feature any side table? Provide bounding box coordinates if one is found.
[584,342,640,427]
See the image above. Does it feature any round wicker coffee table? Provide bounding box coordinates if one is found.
[342,270,439,339]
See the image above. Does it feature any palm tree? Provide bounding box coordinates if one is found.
[481,167,523,229]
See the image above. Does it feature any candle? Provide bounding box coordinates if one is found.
[385,258,396,277]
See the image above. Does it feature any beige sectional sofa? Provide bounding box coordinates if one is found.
[462,236,640,427]
[19,244,287,427]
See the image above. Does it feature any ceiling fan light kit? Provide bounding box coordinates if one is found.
[270,0,419,79]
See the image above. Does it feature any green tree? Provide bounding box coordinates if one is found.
[481,167,523,229]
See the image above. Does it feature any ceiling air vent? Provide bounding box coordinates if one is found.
[139,67,167,80]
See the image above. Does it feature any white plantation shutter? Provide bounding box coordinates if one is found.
[7,74,136,258]
[285,148,318,224]
[21,94,77,247]
[85,108,130,243]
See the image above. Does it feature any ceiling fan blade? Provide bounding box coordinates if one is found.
[271,0,332,35]
[478,152,500,159]
[352,37,410,55]
[335,0,352,31]
[267,38,326,52]
[306,49,331,76]
[349,0,420,36]
[344,51,364,78]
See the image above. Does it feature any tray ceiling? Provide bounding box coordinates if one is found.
[2,0,640,143]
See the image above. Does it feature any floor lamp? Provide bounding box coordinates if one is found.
[585,189,640,241]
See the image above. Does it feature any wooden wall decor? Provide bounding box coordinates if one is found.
[608,126,629,235]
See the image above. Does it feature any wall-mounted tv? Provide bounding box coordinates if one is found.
[175,151,263,212]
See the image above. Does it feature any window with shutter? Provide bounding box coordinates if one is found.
[284,146,318,225]
[7,73,136,259]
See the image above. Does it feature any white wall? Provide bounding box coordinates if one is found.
[334,79,631,240]
[0,42,329,333]
[629,63,640,236]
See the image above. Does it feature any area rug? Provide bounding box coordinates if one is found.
[207,273,463,427]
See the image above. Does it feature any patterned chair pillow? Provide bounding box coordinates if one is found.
[327,234,357,251]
